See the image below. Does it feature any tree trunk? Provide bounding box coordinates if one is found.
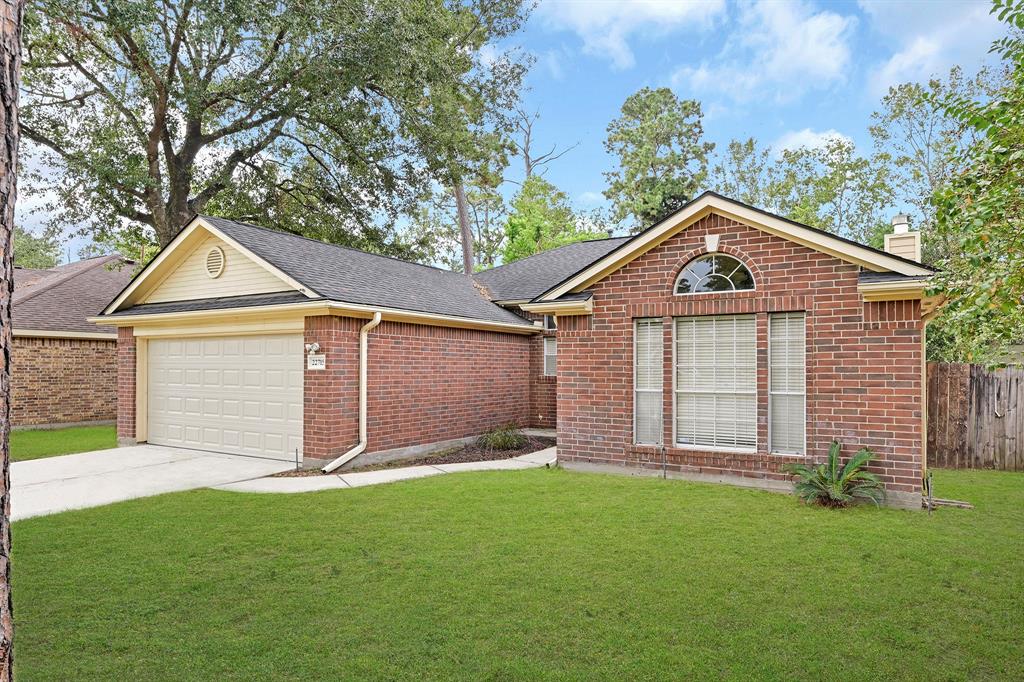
[0,1,23,678]
[454,181,474,274]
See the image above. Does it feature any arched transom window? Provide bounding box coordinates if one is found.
[674,254,754,294]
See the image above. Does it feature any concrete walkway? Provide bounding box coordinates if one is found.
[12,445,293,521]
[214,447,557,494]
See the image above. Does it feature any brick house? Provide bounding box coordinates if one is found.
[12,255,135,427]
[94,193,937,506]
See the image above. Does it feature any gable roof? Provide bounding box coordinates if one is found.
[105,216,532,329]
[533,191,935,302]
[14,255,136,336]
[473,237,630,302]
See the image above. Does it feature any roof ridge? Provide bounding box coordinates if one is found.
[13,254,124,306]
[200,214,462,277]
[474,236,631,277]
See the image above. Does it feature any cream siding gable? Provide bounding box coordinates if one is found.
[143,234,293,304]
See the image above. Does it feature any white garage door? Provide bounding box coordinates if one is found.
[148,335,303,460]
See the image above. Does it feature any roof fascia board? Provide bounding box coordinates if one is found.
[519,298,594,316]
[91,299,538,335]
[538,195,933,302]
[858,279,929,301]
[102,217,318,315]
[13,328,115,340]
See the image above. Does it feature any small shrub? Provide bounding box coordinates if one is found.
[783,440,885,508]
[477,424,526,451]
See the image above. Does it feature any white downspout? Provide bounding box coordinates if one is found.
[322,311,382,473]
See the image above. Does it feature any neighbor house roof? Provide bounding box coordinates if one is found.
[472,237,630,302]
[14,255,136,336]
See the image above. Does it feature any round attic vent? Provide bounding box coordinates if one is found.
[205,246,225,278]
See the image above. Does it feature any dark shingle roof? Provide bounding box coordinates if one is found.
[473,238,630,302]
[200,216,531,327]
[14,255,136,335]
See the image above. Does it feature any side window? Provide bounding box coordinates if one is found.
[543,337,557,376]
[544,314,557,330]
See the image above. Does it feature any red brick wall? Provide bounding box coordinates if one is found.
[303,316,532,461]
[529,333,557,428]
[557,212,925,496]
[116,327,136,442]
[11,336,118,426]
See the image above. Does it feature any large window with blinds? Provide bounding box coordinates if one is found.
[769,312,806,455]
[674,315,757,450]
[634,318,664,445]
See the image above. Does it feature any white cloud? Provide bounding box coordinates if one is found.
[537,0,726,70]
[772,128,852,155]
[541,49,566,80]
[860,0,1006,95]
[671,0,857,102]
[576,191,604,207]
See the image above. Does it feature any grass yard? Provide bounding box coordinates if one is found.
[13,468,1024,680]
[10,424,116,462]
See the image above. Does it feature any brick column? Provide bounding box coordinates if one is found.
[303,315,359,465]
[116,326,137,446]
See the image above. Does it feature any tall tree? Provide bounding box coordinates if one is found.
[928,0,1024,362]
[21,0,529,249]
[502,175,605,263]
[710,136,895,247]
[707,138,787,214]
[0,0,23,676]
[603,87,713,231]
[407,184,507,272]
[510,107,577,179]
[869,65,1004,261]
[13,224,58,268]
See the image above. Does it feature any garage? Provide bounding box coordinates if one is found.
[147,334,303,460]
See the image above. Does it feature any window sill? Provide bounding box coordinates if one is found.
[673,443,758,455]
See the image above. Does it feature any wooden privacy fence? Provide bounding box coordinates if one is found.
[927,362,1024,471]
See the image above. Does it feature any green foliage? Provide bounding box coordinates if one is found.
[783,441,885,508]
[603,87,713,230]
[13,224,60,268]
[709,137,895,245]
[869,65,1004,260]
[928,1,1024,363]
[502,175,605,263]
[406,184,508,272]
[476,424,526,451]
[22,0,530,250]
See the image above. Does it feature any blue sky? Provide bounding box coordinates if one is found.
[503,0,1007,215]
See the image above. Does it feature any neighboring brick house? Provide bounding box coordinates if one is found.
[12,255,136,427]
[94,193,937,506]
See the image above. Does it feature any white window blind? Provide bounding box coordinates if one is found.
[543,337,557,376]
[675,315,757,450]
[634,319,663,444]
[769,312,806,455]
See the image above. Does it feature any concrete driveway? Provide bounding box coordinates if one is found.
[11,445,294,521]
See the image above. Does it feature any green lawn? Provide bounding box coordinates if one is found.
[13,468,1024,680]
[10,424,116,462]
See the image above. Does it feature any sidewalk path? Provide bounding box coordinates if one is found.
[214,447,557,494]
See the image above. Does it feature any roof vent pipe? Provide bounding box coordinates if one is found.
[322,311,382,473]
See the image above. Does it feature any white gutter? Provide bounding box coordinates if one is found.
[322,311,382,473]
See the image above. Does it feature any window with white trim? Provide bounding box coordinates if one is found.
[634,319,663,445]
[543,337,557,376]
[769,312,806,455]
[675,315,757,449]
[675,254,754,294]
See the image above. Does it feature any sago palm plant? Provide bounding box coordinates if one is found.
[783,441,885,508]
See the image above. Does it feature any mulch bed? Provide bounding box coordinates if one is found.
[273,436,556,477]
